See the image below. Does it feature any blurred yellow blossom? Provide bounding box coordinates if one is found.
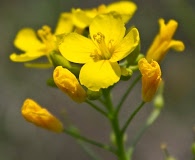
[72,1,137,29]
[146,18,185,62]
[58,13,140,91]
[54,12,74,35]
[10,13,74,65]
[21,98,64,133]
[53,66,87,103]
[138,58,162,102]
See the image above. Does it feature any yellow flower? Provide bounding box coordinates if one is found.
[21,98,64,133]
[58,13,140,91]
[72,1,137,29]
[10,26,57,64]
[54,12,74,35]
[138,58,162,102]
[10,13,74,64]
[146,18,185,62]
[53,66,87,103]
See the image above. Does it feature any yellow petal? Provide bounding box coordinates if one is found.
[58,32,96,63]
[147,41,169,62]
[54,12,74,35]
[24,63,52,68]
[106,1,137,23]
[90,13,125,47]
[10,51,46,62]
[14,28,44,51]
[168,40,185,52]
[72,8,96,29]
[21,98,64,133]
[146,18,184,62]
[110,27,140,62]
[79,60,121,91]
[159,19,178,41]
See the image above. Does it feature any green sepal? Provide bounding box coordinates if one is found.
[120,67,133,81]
[125,41,141,66]
[49,51,71,69]
[153,81,164,109]
[70,64,81,78]
[50,51,81,77]
[46,78,57,88]
[87,89,102,100]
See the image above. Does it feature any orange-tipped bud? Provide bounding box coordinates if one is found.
[138,58,162,102]
[53,66,87,103]
[21,99,64,133]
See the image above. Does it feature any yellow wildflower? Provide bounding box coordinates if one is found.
[138,58,162,102]
[10,13,74,64]
[146,18,185,62]
[58,13,140,91]
[21,98,64,133]
[72,1,137,29]
[53,66,87,103]
[54,12,74,35]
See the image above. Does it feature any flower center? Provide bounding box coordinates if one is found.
[92,32,113,60]
[37,25,56,53]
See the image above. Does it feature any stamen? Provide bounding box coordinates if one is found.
[93,32,112,60]
[37,25,56,53]
[90,49,102,61]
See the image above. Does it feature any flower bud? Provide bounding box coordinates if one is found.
[153,80,164,109]
[192,142,195,156]
[21,99,63,133]
[120,67,133,81]
[53,66,87,103]
[138,58,162,102]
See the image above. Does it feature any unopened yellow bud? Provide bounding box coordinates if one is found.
[53,66,87,103]
[21,99,63,133]
[138,58,162,102]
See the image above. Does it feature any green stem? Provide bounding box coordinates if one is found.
[104,89,127,160]
[128,108,161,158]
[110,116,127,160]
[77,140,102,160]
[98,98,107,108]
[121,101,145,135]
[102,88,114,112]
[116,74,141,114]
[86,100,108,117]
[63,128,116,154]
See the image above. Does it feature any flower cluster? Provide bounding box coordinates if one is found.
[10,1,186,159]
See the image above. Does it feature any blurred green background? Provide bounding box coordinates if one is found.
[0,0,195,160]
